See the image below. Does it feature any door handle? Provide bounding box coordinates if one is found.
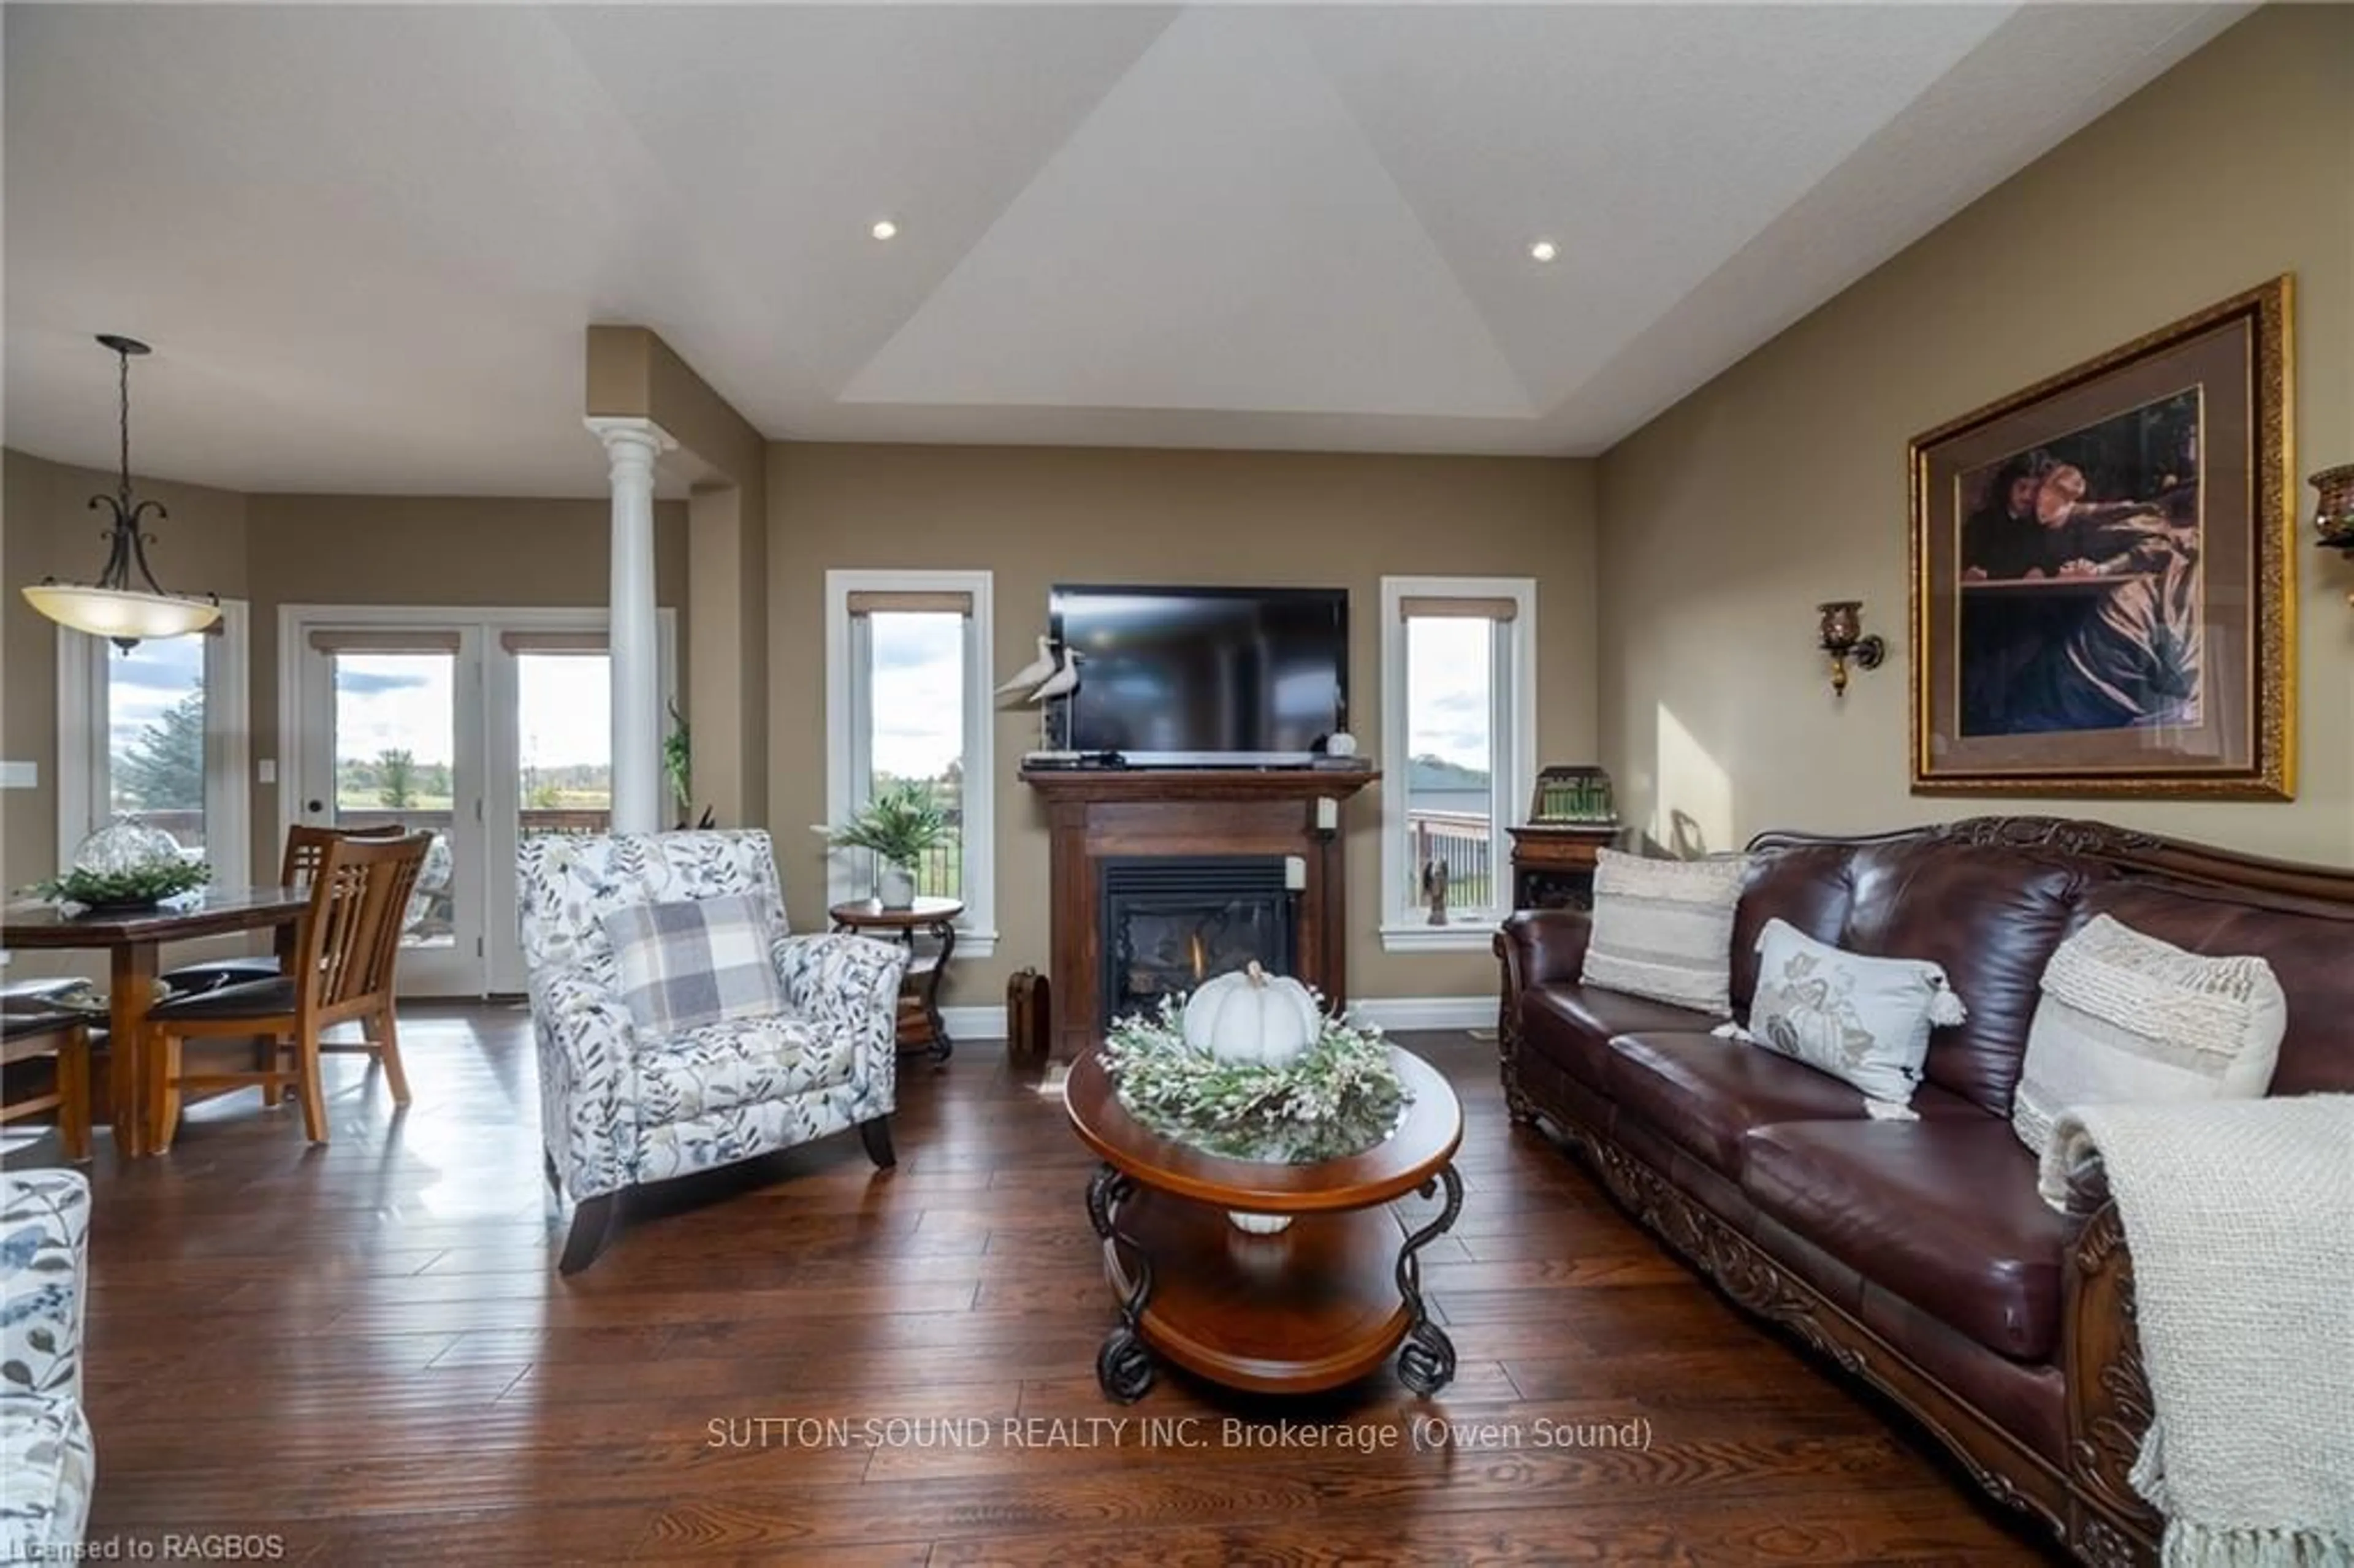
[306,799,325,813]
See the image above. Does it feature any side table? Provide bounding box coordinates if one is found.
[829,896,963,1064]
[1507,823,1621,913]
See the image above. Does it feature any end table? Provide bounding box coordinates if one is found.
[828,896,963,1064]
[1507,823,1621,913]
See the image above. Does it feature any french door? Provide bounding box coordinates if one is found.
[287,608,672,997]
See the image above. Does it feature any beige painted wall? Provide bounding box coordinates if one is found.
[2,449,252,894]
[766,443,1599,1005]
[1596,5,2354,866]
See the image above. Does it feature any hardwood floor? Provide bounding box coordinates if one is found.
[39,1006,2060,1564]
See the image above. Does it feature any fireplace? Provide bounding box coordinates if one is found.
[1099,856,1298,1028]
[1023,766,1375,1061]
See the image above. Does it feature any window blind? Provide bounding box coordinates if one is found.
[846,590,974,616]
[1397,595,1518,622]
[498,630,608,655]
[305,630,463,655]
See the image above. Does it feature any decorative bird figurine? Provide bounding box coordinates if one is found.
[995,636,1060,699]
[1027,649,1080,704]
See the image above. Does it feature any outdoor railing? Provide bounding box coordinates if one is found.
[334,807,612,839]
[1407,809,1495,910]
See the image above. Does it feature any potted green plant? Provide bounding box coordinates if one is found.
[823,782,950,910]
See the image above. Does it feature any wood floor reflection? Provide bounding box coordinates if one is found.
[48,1006,2059,1564]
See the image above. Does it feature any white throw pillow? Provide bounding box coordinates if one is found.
[2014,914,2285,1207]
[1739,918,1966,1107]
[1580,849,1749,1014]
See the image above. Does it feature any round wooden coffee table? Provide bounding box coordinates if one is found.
[1063,1045,1465,1401]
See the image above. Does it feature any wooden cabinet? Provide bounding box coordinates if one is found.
[1508,824,1621,913]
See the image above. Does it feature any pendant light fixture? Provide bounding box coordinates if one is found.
[21,334,221,650]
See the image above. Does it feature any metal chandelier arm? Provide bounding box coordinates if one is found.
[21,334,221,649]
[86,493,177,596]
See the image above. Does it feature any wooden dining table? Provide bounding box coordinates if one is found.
[2,887,310,1157]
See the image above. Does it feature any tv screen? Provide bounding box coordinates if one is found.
[1050,586,1348,764]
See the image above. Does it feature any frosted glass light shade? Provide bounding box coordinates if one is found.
[23,584,220,641]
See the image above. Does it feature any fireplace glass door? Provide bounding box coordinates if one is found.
[1099,857,1298,1027]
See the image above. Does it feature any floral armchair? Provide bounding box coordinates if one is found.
[517,830,908,1272]
[1,1170,93,1564]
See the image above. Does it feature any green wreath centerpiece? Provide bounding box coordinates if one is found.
[32,858,211,912]
[1103,965,1411,1165]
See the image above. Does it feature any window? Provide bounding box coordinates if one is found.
[1379,577,1536,951]
[825,571,996,956]
[56,602,251,886]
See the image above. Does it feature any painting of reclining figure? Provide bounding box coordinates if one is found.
[1911,278,2293,799]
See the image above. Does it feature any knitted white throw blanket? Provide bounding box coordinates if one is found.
[2057,1095,2354,1567]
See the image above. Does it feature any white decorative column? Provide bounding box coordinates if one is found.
[585,417,676,835]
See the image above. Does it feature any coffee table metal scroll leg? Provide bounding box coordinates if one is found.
[1396,1163,1464,1396]
[1087,1163,1154,1401]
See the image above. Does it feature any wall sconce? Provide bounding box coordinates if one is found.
[1816,599,1885,697]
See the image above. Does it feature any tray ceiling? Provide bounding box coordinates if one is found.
[3,4,2240,495]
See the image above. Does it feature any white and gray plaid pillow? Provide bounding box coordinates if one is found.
[603,893,788,1036]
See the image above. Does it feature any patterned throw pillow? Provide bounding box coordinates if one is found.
[602,894,789,1037]
[1739,918,1967,1108]
[2014,915,2285,1207]
[1579,849,1750,1014]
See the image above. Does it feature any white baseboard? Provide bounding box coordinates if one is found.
[939,1004,1008,1041]
[1347,995,1495,1033]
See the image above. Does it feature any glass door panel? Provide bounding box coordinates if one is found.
[298,636,485,995]
[516,653,612,840]
[486,639,625,993]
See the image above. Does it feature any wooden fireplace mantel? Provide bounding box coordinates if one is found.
[1020,766,1380,1062]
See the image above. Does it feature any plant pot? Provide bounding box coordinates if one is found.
[876,863,917,910]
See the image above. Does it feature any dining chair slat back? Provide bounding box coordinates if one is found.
[147,831,432,1151]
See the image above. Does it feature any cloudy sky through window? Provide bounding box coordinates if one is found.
[869,613,964,779]
[1407,618,1492,774]
[105,633,205,760]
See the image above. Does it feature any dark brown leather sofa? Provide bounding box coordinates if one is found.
[1495,816,2354,1566]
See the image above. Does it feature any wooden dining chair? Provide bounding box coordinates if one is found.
[147,832,431,1151]
[1,1013,93,1162]
[161,822,409,997]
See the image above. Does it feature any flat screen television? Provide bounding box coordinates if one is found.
[1049,585,1348,766]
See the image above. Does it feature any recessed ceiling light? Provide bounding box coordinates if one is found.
[870,219,899,241]
[1528,239,1559,264]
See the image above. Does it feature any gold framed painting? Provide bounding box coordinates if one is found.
[1910,276,2295,799]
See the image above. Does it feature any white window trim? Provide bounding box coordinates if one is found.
[56,602,252,888]
[1378,576,1537,954]
[823,569,997,959]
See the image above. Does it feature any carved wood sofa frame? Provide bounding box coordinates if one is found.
[1495,815,2354,1567]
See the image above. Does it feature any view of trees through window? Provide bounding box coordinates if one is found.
[864,612,964,898]
[106,634,207,854]
[330,651,459,947]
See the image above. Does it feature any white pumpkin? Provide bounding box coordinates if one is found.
[1182,962,1322,1068]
